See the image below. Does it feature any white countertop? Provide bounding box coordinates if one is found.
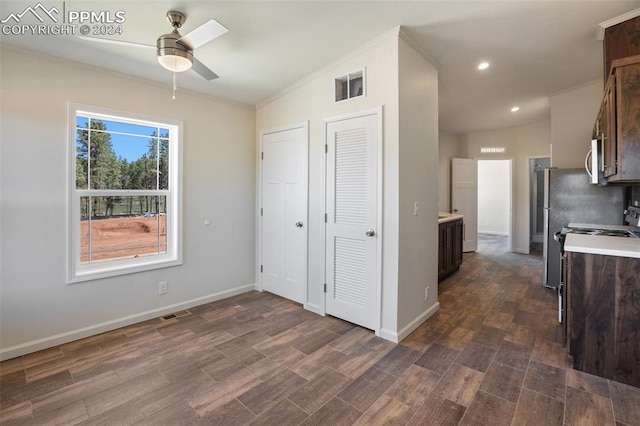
[438,212,464,224]
[565,233,640,259]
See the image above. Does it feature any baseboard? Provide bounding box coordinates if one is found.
[379,327,400,343]
[0,284,255,361]
[303,302,323,316]
[531,234,544,243]
[380,302,440,343]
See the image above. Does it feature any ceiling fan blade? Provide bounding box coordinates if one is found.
[192,57,219,80]
[178,18,228,49]
[79,36,155,49]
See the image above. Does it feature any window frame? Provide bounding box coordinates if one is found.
[334,67,366,103]
[67,103,183,283]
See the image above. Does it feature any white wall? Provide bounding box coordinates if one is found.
[478,160,511,235]
[438,130,462,212]
[396,37,440,337]
[0,48,256,359]
[256,29,400,336]
[550,81,603,168]
[256,29,439,341]
[462,119,550,253]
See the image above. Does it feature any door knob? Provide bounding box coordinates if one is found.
[365,229,375,237]
[295,221,304,228]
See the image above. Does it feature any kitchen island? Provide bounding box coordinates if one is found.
[564,232,640,388]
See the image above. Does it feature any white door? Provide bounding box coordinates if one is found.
[452,158,478,252]
[325,111,380,331]
[261,125,308,304]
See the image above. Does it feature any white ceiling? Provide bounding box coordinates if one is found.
[2,0,639,134]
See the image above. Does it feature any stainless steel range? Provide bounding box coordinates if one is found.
[564,226,638,238]
[553,205,640,328]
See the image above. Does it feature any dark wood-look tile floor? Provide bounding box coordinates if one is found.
[2,234,640,425]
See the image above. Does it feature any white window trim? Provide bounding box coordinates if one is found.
[67,103,183,283]
[334,67,367,103]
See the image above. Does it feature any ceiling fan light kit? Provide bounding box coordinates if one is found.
[157,11,193,73]
[157,29,194,72]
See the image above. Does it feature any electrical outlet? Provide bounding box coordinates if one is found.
[159,281,168,295]
[424,286,429,301]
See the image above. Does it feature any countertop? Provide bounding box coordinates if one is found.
[438,212,464,224]
[564,233,640,259]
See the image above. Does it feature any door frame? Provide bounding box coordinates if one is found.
[322,107,383,336]
[256,122,309,302]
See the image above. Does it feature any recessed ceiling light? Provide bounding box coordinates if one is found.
[477,62,490,70]
[511,106,520,112]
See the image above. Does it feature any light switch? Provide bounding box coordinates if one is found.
[414,202,419,216]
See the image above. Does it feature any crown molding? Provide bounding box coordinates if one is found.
[398,27,440,70]
[596,8,640,40]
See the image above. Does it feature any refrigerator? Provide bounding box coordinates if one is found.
[543,168,625,289]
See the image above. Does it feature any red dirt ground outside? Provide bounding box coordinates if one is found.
[80,215,167,263]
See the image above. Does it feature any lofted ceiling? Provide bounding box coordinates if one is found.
[1,1,639,134]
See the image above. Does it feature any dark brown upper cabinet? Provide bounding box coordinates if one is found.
[593,55,640,183]
[604,15,640,82]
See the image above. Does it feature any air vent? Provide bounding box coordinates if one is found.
[335,68,365,102]
[160,309,191,321]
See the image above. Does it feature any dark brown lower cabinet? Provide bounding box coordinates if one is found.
[566,252,640,388]
[438,219,463,280]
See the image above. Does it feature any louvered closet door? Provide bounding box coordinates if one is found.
[325,112,378,330]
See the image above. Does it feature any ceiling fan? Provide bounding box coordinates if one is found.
[80,11,228,80]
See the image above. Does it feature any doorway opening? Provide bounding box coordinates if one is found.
[477,159,513,254]
[529,157,550,252]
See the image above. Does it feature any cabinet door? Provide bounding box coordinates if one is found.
[445,222,454,274]
[567,253,616,380]
[438,223,446,278]
[453,220,463,267]
[603,75,617,178]
[567,251,640,387]
[617,63,640,181]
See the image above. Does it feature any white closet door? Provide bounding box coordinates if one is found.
[261,125,308,304]
[325,112,379,330]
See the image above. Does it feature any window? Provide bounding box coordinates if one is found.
[480,147,506,154]
[334,68,366,102]
[68,104,182,283]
